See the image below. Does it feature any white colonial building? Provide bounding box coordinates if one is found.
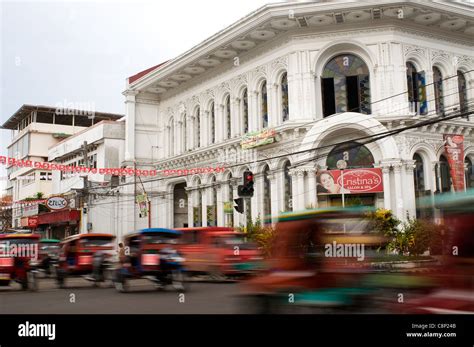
[118,0,474,233]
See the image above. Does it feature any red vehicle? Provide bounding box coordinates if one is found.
[56,233,116,288]
[175,227,263,281]
[0,233,40,291]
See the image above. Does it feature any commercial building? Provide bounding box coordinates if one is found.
[119,0,474,231]
[1,104,123,231]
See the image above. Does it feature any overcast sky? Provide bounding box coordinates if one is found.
[0,0,283,193]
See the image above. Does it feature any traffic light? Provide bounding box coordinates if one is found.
[234,198,244,214]
[238,171,254,197]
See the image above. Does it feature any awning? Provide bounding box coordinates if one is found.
[37,209,80,225]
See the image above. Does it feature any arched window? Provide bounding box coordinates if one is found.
[263,165,271,218]
[326,142,374,170]
[261,81,268,129]
[458,70,468,112]
[321,54,371,117]
[169,118,174,157]
[283,161,292,212]
[433,67,444,115]
[225,95,231,140]
[195,108,200,148]
[436,155,452,193]
[465,157,474,189]
[210,102,215,144]
[413,153,425,193]
[242,88,249,134]
[281,72,289,122]
[406,62,427,115]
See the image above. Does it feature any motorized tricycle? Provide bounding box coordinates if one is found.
[113,228,188,292]
[176,227,263,281]
[37,238,61,277]
[56,233,116,288]
[0,233,40,291]
[240,207,389,313]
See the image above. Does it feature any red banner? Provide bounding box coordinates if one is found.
[317,168,384,195]
[0,155,226,177]
[444,134,465,192]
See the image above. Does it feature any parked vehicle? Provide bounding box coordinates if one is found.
[113,228,187,293]
[0,233,40,291]
[175,227,264,281]
[56,233,116,288]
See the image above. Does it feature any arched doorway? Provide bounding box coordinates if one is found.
[436,155,452,193]
[465,156,473,189]
[173,182,188,228]
[320,141,377,207]
[413,153,431,218]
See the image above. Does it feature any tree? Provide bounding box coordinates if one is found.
[367,208,401,237]
[387,218,443,256]
[240,217,277,257]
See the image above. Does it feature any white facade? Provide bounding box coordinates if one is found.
[48,120,126,235]
[3,105,123,229]
[119,0,474,233]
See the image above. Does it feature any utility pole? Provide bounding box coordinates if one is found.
[80,141,90,234]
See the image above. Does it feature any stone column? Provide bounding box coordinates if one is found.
[185,187,195,228]
[425,70,436,115]
[404,160,417,219]
[252,173,265,222]
[268,170,279,224]
[216,182,224,227]
[288,169,299,211]
[393,162,405,220]
[231,97,241,138]
[381,164,391,211]
[306,167,318,209]
[230,178,241,227]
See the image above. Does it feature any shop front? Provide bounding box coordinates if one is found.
[37,209,80,240]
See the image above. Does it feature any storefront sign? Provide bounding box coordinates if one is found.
[22,204,38,217]
[241,129,276,149]
[317,168,383,195]
[444,134,465,192]
[27,217,38,228]
[46,196,68,210]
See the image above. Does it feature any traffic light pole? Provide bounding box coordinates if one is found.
[244,197,251,231]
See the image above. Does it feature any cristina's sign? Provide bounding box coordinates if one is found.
[317,168,384,195]
[241,128,276,149]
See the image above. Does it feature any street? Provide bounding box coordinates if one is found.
[0,278,242,314]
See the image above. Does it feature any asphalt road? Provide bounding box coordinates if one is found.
[0,277,243,314]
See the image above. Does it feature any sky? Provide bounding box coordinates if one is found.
[0,0,284,193]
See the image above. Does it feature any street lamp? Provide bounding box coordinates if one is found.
[336,159,347,208]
